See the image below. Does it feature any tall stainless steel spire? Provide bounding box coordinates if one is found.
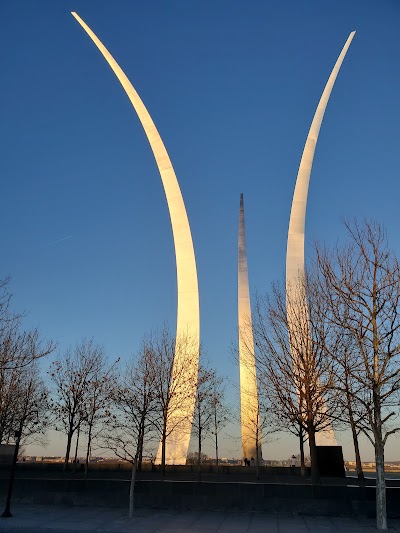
[286,32,355,445]
[286,32,355,284]
[72,12,200,464]
[238,194,261,461]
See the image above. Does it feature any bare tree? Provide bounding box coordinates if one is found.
[81,354,119,477]
[48,339,105,470]
[191,363,227,478]
[14,365,49,447]
[321,331,366,484]
[0,278,53,440]
[0,279,54,372]
[148,328,198,474]
[191,364,213,474]
[186,451,210,464]
[0,362,49,446]
[102,343,158,518]
[253,277,343,484]
[0,363,20,444]
[210,371,229,472]
[238,393,269,479]
[316,220,400,530]
[257,350,309,476]
[233,333,269,477]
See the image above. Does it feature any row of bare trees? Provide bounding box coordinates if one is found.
[0,279,229,478]
[48,339,118,473]
[46,329,227,516]
[249,220,400,530]
[47,332,226,465]
[0,276,229,518]
[0,278,54,450]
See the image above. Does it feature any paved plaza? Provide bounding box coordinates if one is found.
[0,505,399,532]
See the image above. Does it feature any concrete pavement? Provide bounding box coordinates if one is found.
[0,505,399,532]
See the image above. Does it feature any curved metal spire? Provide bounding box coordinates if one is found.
[72,12,199,464]
[286,31,355,284]
[286,32,355,446]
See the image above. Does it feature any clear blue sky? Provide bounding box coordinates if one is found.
[1,0,400,461]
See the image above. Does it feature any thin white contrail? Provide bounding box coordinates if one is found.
[49,235,73,245]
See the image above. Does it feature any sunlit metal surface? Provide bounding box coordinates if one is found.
[286,32,355,446]
[238,194,261,461]
[72,12,200,464]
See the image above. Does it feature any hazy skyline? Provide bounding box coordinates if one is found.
[1,0,400,461]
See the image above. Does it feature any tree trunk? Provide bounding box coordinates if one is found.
[215,432,219,473]
[84,424,93,479]
[372,382,387,530]
[350,423,365,485]
[214,407,219,474]
[137,434,143,472]
[137,425,144,473]
[255,437,260,481]
[64,429,73,471]
[308,426,320,485]
[299,428,306,477]
[375,444,387,530]
[161,425,167,477]
[373,410,387,530]
[73,425,80,470]
[197,422,202,481]
[347,393,365,485]
[128,457,137,519]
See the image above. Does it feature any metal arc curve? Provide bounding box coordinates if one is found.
[72,12,200,464]
[286,31,355,284]
[286,32,355,446]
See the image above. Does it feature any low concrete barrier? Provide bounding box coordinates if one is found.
[0,478,399,517]
[0,463,311,476]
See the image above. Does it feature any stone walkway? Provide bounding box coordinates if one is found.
[0,505,398,532]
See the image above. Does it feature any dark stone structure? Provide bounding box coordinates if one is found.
[316,446,346,478]
[0,445,14,465]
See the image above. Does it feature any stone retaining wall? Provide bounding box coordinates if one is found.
[1,478,399,517]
